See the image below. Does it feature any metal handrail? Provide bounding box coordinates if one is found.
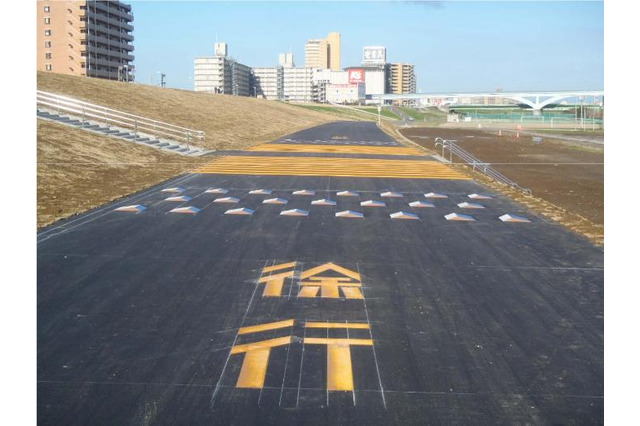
[36,90,205,145]
[435,137,532,194]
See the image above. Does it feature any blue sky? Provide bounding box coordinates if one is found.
[129,1,604,92]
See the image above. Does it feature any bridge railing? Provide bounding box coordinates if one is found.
[37,90,205,146]
[435,138,532,195]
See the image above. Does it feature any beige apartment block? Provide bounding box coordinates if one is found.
[37,0,135,81]
[305,32,341,71]
[386,63,416,94]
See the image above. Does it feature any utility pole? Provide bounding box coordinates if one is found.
[158,72,166,88]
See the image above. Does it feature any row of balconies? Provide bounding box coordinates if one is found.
[89,25,134,42]
[86,10,134,32]
[87,33,134,51]
[91,1,133,22]
[82,45,134,62]
[85,56,128,68]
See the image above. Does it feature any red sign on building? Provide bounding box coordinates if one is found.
[348,68,365,84]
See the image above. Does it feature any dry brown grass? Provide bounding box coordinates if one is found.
[37,120,208,228]
[37,71,337,150]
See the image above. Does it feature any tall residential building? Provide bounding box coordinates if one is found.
[37,0,135,81]
[194,43,251,96]
[304,32,341,71]
[385,63,416,95]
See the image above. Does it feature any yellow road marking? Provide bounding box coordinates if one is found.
[194,156,470,180]
[304,338,374,392]
[341,287,364,299]
[238,320,294,336]
[304,338,373,346]
[328,345,354,391]
[300,263,360,281]
[236,347,270,389]
[257,270,296,297]
[305,322,370,329]
[247,143,421,156]
[262,262,297,273]
[298,286,320,298]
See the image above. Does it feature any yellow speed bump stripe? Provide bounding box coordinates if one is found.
[247,143,422,156]
[195,156,469,180]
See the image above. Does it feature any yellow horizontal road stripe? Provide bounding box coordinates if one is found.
[195,156,469,180]
[231,336,293,354]
[238,320,294,335]
[262,262,297,273]
[304,338,374,346]
[248,143,422,156]
[305,322,370,329]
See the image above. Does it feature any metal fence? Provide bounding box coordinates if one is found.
[37,90,205,145]
[435,138,532,195]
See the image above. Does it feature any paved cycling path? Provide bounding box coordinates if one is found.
[38,121,603,424]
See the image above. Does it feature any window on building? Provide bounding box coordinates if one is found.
[44,6,50,13]
[44,41,51,48]
[44,29,51,36]
[45,53,52,59]
[45,64,52,71]
[44,17,50,24]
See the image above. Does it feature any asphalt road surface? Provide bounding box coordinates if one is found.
[38,121,603,425]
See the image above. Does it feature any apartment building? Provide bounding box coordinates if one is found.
[304,32,341,71]
[252,67,284,100]
[283,68,316,102]
[194,43,251,96]
[385,63,416,95]
[37,0,135,81]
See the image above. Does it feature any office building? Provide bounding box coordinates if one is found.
[305,32,341,71]
[37,0,135,81]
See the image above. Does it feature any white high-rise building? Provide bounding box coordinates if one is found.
[279,53,294,68]
[194,42,251,96]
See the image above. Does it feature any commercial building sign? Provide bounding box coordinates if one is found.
[363,46,386,65]
[348,68,365,84]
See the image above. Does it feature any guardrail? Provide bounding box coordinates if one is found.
[435,137,532,195]
[36,90,205,146]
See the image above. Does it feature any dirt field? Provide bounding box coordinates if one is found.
[400,127,604,245]
[37,120,206,228]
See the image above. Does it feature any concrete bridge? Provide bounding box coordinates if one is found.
[372,90,604,114]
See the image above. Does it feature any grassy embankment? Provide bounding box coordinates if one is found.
[37,72,340,227]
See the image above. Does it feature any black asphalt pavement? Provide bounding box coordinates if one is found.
[37,121,603,425]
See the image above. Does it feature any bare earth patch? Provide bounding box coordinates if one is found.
[400,127,604,246]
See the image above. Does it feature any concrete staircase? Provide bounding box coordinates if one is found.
[37,108,210,156]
